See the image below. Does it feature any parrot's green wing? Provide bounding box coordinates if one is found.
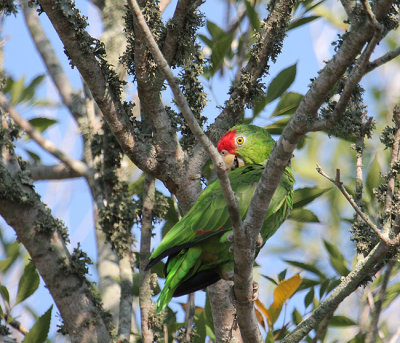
[147,164,263,269]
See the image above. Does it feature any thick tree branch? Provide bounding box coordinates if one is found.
[38,0,160,176]
[0,163,112,343]
[0,92,91,177]
[162,0,203,64]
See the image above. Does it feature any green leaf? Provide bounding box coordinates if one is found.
[0,285,10,303]
[28,117,58,133]
[266,64,297,103]
[278,269,287,282]
[297,278,320,291]
[210,32,233,72]
[292,308,303,325]
[293,187,331,209]
[16,262,40,305]
[21,75,46,102]
[284,260,326,278]
[253,64,297,117]
[289,208,320,223]
[323,240,350,276]
[383,282,400,309]
[329,315,356,327]
[264,117,291,135]
[206,21,226,39]
[288,16,320,30]
[244,0,260,30]
[23,305,52,343]
[261,274,278,286]
[271,92,303,117]
[265,330,275,343]
[24,149,41,163]
[304,287,314,308]
[0,241,20,272]
[10,75,25,105]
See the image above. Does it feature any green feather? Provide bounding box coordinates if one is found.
[148,125,295,312]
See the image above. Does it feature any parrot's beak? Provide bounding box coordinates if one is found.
[221,151,245,171]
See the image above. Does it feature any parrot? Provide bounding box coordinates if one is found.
[146,124,295,312]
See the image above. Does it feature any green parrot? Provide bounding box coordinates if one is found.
[146,124,295,312]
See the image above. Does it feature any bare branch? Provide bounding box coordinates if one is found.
[315,164,388,243]
[22,1,85,121]
[0,92,91,177]
[28,163,82,180]
[366,46,400,73]
[139,175,155,343]
[365,260,395,343]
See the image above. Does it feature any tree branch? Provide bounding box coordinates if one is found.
[118,253,134,342]
[0,92,91,177]
[27,163,82,180]
[37,0,160,176]
[366,46,400,73]
[22,0,85,121]
[139,174,155,343]
[0,162,112,343]
[365,260,394,343]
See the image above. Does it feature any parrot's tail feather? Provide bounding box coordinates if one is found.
[156,247,202,313]
[173,270,221,297]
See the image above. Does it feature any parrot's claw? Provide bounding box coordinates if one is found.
[251,281,259,301]
[226,233,234,242]
[229,281,259,306]
[256,234,263,248]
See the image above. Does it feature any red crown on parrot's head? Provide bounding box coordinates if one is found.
[217,129,237,155]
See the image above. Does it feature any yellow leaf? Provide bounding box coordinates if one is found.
[255,298,271,328]
[273,274,302,308]
[255,307,266,329]
[267,274,302,327]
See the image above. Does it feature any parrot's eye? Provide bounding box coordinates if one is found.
[236,136,244,145]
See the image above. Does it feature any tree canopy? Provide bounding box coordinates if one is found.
[0,0,400,342]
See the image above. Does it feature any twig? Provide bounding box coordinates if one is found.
[0,92,91,178]
[22,0,85,121]
[361,0,382,29]
[28,163,82,180]
[139,175,156,343]
[315,164,395,245]
[365,260,394,343]
[366,46,400,73]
